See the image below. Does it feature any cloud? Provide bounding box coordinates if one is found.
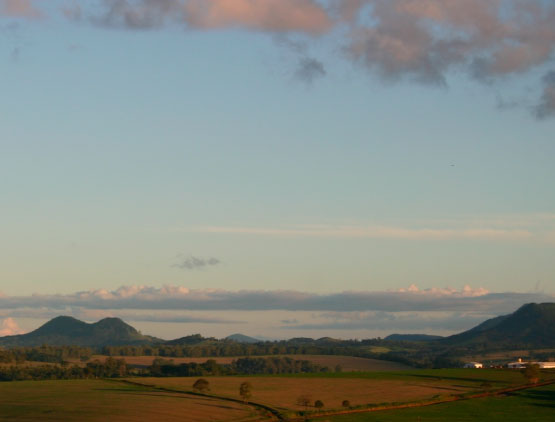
[191,224,533,241]
[0,0,41,18]
[0,317,25,336]
[295,57,326,84]
[4,1,555,117]
[172,255,221,270]
[88,0,182,29]
[184,0,332,34]
[0,284,551,315]
[344,0,555,85]
[285,310,494,332]
[534,70,555,119]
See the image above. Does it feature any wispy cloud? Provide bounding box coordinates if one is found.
[295,57,326,84]
[284,310,495,332]
[190,224,534,241]
[172,255,221,270]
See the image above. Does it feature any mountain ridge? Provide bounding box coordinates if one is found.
[0,316,161,347]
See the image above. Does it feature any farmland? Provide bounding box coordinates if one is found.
[325,382,555,422]
[0,369,553,421]
[0,379,262,422]
[134,369,537,412]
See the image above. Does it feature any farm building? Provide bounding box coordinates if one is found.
[463,362,483,368]
[507,358,555,369]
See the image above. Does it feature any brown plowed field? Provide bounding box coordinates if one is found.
[0,379,263,422]
[139,376,472,411]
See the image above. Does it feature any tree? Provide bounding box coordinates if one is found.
[522,363,540,384]
[342,400,350,407]
[239,381,252,403]
[193,378,210,393]
[296,394,312,408]
[314,400,324,409]
[480,382,492,390]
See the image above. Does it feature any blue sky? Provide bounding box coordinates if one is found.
[1,0,554,339]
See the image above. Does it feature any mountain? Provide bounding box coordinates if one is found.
[385,334,444,342]
[225,333,261,344]
[441,303,555,348]
[0,316,160,347]
[165,334,208,346]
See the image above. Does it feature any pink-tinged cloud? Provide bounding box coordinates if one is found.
[345,0,555,85]
[0,0,41,18]
[184,0,332,34]
[0,317,25,336]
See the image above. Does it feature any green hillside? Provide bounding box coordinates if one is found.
[441,303,555,348]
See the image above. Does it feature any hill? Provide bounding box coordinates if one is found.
[441,303,555,348]
[385,334,444,342]
[164,334,209,346]
[0,316,160,347]
[225,333,261,343]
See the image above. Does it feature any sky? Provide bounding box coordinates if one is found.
[1,0,554,340]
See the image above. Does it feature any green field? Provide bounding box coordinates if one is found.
[323,383,555,422]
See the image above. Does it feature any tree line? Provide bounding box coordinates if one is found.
[0,356,331,382]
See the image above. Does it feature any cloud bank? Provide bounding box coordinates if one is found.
[0,284,551,314]
[0,285,551,338]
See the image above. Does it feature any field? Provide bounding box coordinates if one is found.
[74,355,412,371]
[324,383,555,422]
[0,379,263,422]
[1,369,552,421]
[135,369,531,412]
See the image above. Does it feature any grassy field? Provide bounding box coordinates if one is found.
[322,383,555,422]
[74,355,411,371]
[135,369,530,412]
[1,369,551,421]
[0,379,263,422]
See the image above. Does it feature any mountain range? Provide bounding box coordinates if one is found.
[0,302,553,349]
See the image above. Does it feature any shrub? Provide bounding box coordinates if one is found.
[192,378,210,393]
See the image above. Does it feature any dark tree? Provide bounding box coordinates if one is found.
[314,400,324,409]
[342,400,350,407]
[193,378,210,393]
[239,381,252,403]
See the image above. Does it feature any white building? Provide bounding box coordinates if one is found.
[507,358,555,369]
[464,362,483,368]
